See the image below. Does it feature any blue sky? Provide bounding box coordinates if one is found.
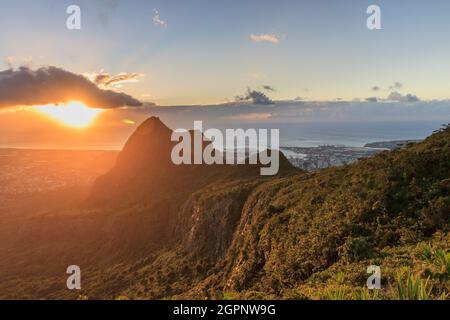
[2,0,450,105]
[1,0,450,149]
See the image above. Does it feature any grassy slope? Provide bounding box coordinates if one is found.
[0,126,449,300]
[95,125,449,300]
[199,125,450,299]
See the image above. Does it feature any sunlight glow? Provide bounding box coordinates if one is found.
[36,102,103,128]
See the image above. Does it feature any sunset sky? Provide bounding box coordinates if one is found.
[1,0,450,149]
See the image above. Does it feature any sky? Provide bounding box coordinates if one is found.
[3,0,450,104]
[0,0,450,149]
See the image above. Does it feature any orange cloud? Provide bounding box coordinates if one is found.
[0,66,143,109]
[250,34,280,44]
[225,112,273,121]
[86,71,143,89]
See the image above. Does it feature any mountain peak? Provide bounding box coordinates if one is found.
[115,117,173,169]
[133,116,171,136]
[87,117,297,206]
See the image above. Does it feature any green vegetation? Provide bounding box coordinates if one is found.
[0,120,448,300]
[395,272,431,300]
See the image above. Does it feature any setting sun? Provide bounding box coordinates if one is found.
[36,102,103,128]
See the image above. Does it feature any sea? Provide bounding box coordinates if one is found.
[243,120,447,148]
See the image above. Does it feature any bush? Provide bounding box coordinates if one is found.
[339,237,373,263]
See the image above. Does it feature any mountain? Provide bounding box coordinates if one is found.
[0,119,448,300]
[82,117,296,252]
[88,116,295,204]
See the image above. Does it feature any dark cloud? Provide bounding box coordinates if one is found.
[387,91,420,102]
[119,100,450,130]
[365,97,378,102]
[262,85,276,92]
[0,66,142,109]
[371,85,380,92]
[389,82,403,90]
[235,89,274,105]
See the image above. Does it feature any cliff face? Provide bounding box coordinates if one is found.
[177,180,260,263]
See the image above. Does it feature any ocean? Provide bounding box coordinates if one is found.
[246,120,447,148]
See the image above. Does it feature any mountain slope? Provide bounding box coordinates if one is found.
[209,126,450,297]
[112,123,449,300]
[83,116,296,252]
[0,120,448,300]
[88,116,295,205]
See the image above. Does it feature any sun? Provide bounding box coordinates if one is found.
[36,102,103,128]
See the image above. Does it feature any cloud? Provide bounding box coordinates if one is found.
[389,82,403,90]
[86,71,143,89]
[152,9,167,28]
[0,66,142,109]
[262,85,276,92]
[249,72,269,80]
[119,99,450,130]
[365,97,378,102]
[387,91,420,102]
[250,34,280,44]
[235,89,274,105]
[4,56,14,68]
[371,85,380,92]
[224,112,273,121]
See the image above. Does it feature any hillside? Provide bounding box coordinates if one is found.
[101,121,450,300]
[0,119,448,300]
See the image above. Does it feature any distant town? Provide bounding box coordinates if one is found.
[281,140,421,171]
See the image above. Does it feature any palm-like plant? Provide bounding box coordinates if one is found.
[395,272,432,300]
